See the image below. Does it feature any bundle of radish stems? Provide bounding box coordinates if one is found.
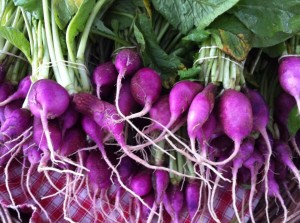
[1,1,300,223]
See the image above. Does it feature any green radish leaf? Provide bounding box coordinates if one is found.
[287,106,300,136]
[151,0,239,34]
[0,26,31,62]
[178,67,201,80]
[66,0,95,61]
[53,0,83,30]
[211,29,251,61]
[231,0,300,47]
[13,0,43,19]
[183,29,210,42]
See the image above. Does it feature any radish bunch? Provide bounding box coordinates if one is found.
[1,44,299,223]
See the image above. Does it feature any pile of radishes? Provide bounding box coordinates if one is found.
[1,47,300,223]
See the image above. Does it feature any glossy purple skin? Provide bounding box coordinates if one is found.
[163,184,184,220]
[28,79,70,119]
[0,109,32,140]
[274,92,295,125]
[274,140,292,166]
[73,93,125,146]
[278,56,300,99]
[92,62,117,87]
[130,171,152,197]
[117,156,137,181]
[15,75,31,98]
[27,146,42,164]
[86,150,112,190]
[243,151,264,170]
[4,100,23,119]
[185,181,201,219]
[60,126,86,157]
[0,82,14,102]
[115,49,141,76]
[169,81,203,122]
[233,137,255,169]
[219,89,253,143]
[245,88,269,131]
[33,117,62,151]
[118,79,138,116]
[267,162,280,197]
[187,84,217,139]
[59,104,79,135]
[196,112,217,143]
[130,67,162,106]
[81,116,103,144]
[153,170,169,203]
[149,95,171,131]
[141,193,155,219]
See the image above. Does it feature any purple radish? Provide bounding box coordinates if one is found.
[26,146,50,221]
[92,62,117,99]
[274,91,296,125]
[168,81,203,128]
[28,79,70,164]
[278,56,300,113]
[115,49,142,77]
[187,83,217,156]
[114,156,138,222]
[154,81,203,142]
[245,88,273,217]
[137,192,155,222]
[115,49,141,116]
[59,126,86,157]
[205,89,253,166]
[153,170,169,204]
[86,150,112,191]
[0,108,32,141]
[141,192,155,220]
[118,79,139,116]
[231,138,255,223]
[33,117,62,153]
[58,104,79,136]
[243,151,264,223]
[274,140,300,188]
[196,112,217,158]
[163,184,184,223]
[3,99,23,119]
[146,170,170,223]
[185,180,201,221]
[266,161,288,223]
[0,82,14,102]
[0,76,31,107]
[86,150,113,221]
[130,170,152,197]
[118,67,163,120]
[147,95,171,133]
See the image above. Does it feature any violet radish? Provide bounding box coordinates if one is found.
[92,62,117,99]
[28,79,70,164]
[278,56,300,113]
[188,83,217,155]
[0,76,31,107]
